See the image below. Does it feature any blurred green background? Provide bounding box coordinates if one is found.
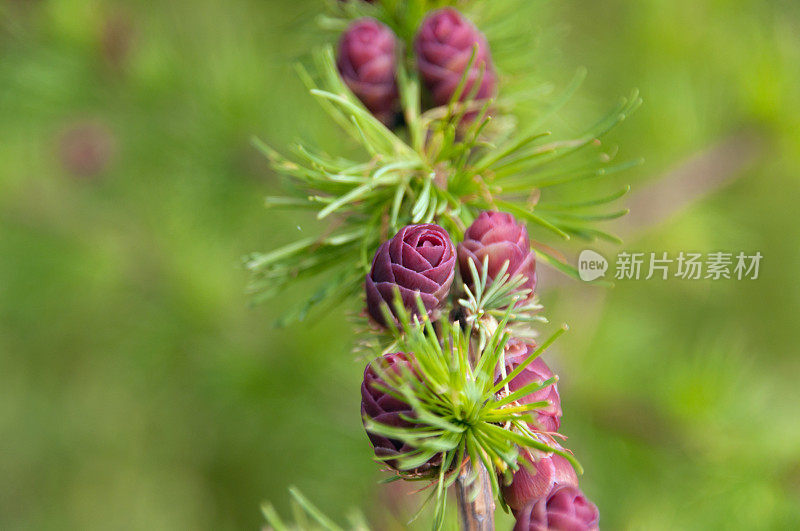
[2,0,799,529]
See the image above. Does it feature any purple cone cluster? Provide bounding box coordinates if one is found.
[359,214,598,528]
[493,303,597,526]
[336,8,497,126]
[497,365,599,527]
[360,224,457,476]
[496,338,599,529]
[485,238,596,530]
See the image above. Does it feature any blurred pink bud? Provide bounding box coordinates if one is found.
[337,18,400,125]
[58,121,116,178]
[414,8,497,108]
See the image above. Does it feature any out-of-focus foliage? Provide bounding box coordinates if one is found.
[0,0,798,530]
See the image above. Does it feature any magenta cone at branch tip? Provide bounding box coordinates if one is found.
[365,224,456,326]
[414,8,497,108]
[360,352,440,474]
[458,211,537,300]
[513,484,600,531]
[500,342,562,433]
[501,444,578,511]
[337,18,399,125]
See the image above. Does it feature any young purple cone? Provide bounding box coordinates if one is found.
[502,444,578,511]
[414,8,497,108]
[500,342,562,433]
[337,18,399,125]
[365,224,456,326]
[360,352,440,475]
[513,485,600,531]
[458,211,537,300]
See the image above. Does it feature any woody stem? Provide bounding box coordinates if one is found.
[455,459,495,531]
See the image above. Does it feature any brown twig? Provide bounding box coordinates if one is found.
[455,460,495,531]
